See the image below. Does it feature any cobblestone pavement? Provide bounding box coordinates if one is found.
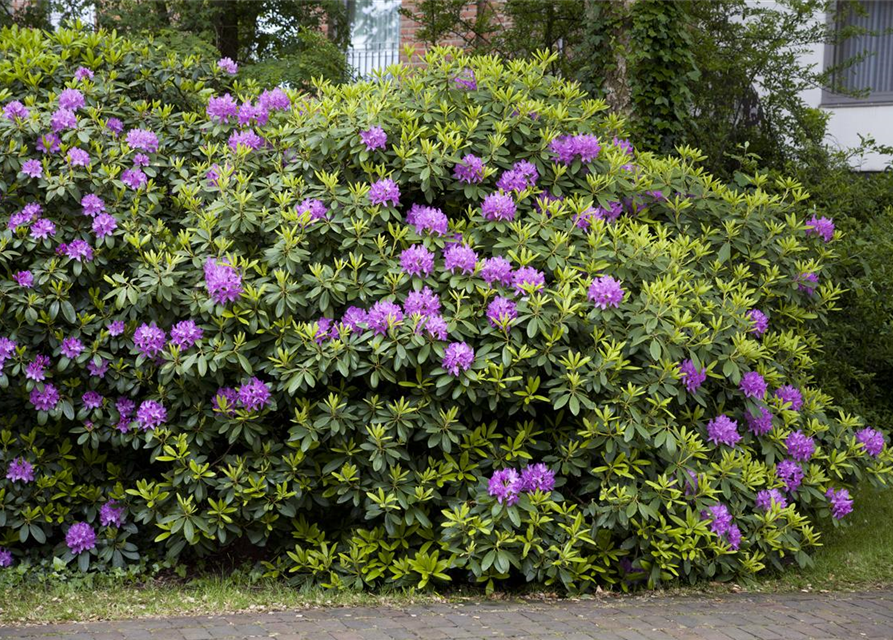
[2,590,892,640]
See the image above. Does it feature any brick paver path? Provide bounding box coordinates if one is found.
[2,591,892,640]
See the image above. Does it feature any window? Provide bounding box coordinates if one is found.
[347,0,401,78]
[824,0,893,105]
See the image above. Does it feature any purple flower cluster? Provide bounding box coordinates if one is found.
[30,383,60,411]
[805,215,835,242]
[739,371,767,399]
[67,147,90,167]
[360,126,387,151]
[204,258,243,305]
[786,430,816,461]
[14,271,33,288]
[81,194,105,216]
[238,100,268,127]
[212,388,239,416]
[100,500,125,527]
[588,275,625,309]
[9,202,41,229]
[82,391,104,410]
[66,522,96,555]
[756,488,788,511]
[454,154,485,183]
[856,427,885,457]
[38,132,61,153]
[92,213,117,238]
[706,414,741,447]
[297,198,328,223]
[747,309,768,336]
[126,128,159,153]
[550,133,601,164]
[22,159,42,178]
[404,287,441,317]
[116,397,135,432]
[258,88,290,111]
[228,130,263,152]
[481,256,513,287]
[368,178,400,206]
[121,168,147,190]
[0,548,11,567]
[368,300,404,335]
[512,266,545,295]
[496,161,538,192]
[488,464,556,505]
[453,68,477,90]
[481,193,516,222]
[108,320,125,336]
[703,503,741,549]
[797,272,819,294]
[74,66,94,81]
[444,243,478,274]
[400,245,435,277]
[679,359,706,393]
[51,109,77,131]
[88,358,109,378]
[218,57,238,74]
[0,336,16,370]
[30,218,56,239]
[519,463,556,493]
[826,488,853,520]
[134,323,166,358]
[6,457,34,483]
[776,459,804,493]
[26,355,50,381]
[170,320,203,349]
[775,385,804,411]
[406,204,448,236]
[61,337,84,359]
[745,407,774,436]
[3,100,29,120]
[136,399,167,430]
[58,88,85,110]
[487,296,517,328]
[442,341,474,376]
[238,377,272,412]
[106,117,123,135]
[207,94,238,122]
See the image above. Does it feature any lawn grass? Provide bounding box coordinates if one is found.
[2,485,891,625]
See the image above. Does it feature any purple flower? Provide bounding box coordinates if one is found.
[512,266,545,295]
[826,488,853,520]
[82,391,104,410]
[756,489,787,511]
[37,133,61,154]
[519,463,555,493]
[100,500,124,527]
[64,239,94,262]
[550,134,601,164]
[404,287,441,317]
[786,430,816,462]
[705,503,733,536]
[0,548,12,567]
[51,108,77,132]
[30,383,60,411]
[513,160,539,185]
[739,371,767,399]
[314,317,333,343]
[400,245,435,278]
[297,198,328,222]
[725,524,742,550]
[66,147,90,167]
[9,203,41,230]
[26,355,50,381]
[496,169,527,192]
[133,153,150,167]
[58,88,85,110]
[81,194,105,217]
[218,57,238,74]
[806,215,835,242]
[856,427,885,457]
[126,128,159,153]
[87,358,108,378]
[170,320,203,349]
[342,307,368,334]
[14,271,33,288]
[228,130,264,151]
[367,300,403,335]
[424,314,448,340]
[121,168,147,190]
[747,309,768,336]
[61,337,85,359]
[368,178,400,206]
[406,204,448,236]
[258,88,290,111]
[3,100,29,121]
[454,154,484,183]
[776,459,805,493]
[443,341,474,376]
[745,407,774,435]
[487,296,517,328]
[92,213,117,238]
[136,400,167,430]
[108,320,125,336]
[488,468,520,505]
[207,94,238,122]
[6,457,34,483]
[21,159,42,178]
[360,126,387,151]
[116,397,135,425]
[238,377,272,412]
[706,414,741,447]
[212,388,238,415]
[74,66,94,81]
[588,275,625,309]
[775,385,804,411]
[797,272,819,294]
[237,101,268,127]
[444,244,478,275]
[480,256,513,287]
[134,323,166,358]
[453,68,477,90]
[106,118,123,135]
[29,218,56,239]
[481,193,516,222]
[679,359,706,393]
[204,258,243,305]
[66,522,96,555]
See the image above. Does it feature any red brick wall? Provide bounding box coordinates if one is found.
[399,0,494,64]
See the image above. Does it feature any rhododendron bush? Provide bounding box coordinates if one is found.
[1,25,891,589]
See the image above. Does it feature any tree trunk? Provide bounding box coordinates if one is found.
[602,0,637,118]
[213,0,240,60]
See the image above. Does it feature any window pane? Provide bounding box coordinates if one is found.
[836,0,893,94]
[348,0,401,77]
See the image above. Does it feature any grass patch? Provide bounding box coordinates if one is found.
[2,486,891,625]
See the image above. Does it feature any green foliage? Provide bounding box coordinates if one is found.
[244,29,350,90]
[0,25,891,593]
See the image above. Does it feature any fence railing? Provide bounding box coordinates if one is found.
[348,43,401,78]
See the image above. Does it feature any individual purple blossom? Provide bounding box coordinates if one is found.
[30,383,60,411]
[341,307,368,334]
[0,548,12,567]
[218,57,238,74]
[126,128,159,153]
[82,391,104,410]
[3,100,29,120]
[92,213,117,238]
[512,266,545,295]
[360,126,387,151]
[134,323,166,358]
[786,430,816,461]
[797,272,819,294]
[106,117,123,135]
[66,147,90,167]
[400,245,435,278]
[61,337,85,359]
[775,385,804,411]
[21,159,42,178]
[480,256,513,287]
[404,287,441,317]
[776,459,805,493]
[237,101,268,127]
[488,468,520,505]
[454,154,484,183]
[424,314,448,340]
[37,133,61,154]
[297,198,328,222]
[806,215,835,242]
[132,153,150,167]
[368,178,400,206]
[74,66,94,81]
[169,320,203,349]
[258,88,290,111]
[481,192,516,222]
[706,414,741,447]
[6,457,34,483]
[856,427,885,457]
[588,275,625,309]
[739,371,767,399]
[108,320,125,336]
[14,271,33,288]
[81,194,105,217]
[206,93,238,122]
[444,243,478,275]
[58,88,85,110]
[51,108,77,132]
[406,204,448,236]
[442,341,474,376]
[29,218,56,239]
[453,68,477,90]
[136,399,167,430]
[519,463,555,493]
[228,130,264,151]
[487,296,517,328]
[756,489,788,511]
[204,258,243,305]
[65,522,96,555]
[826,488,853,520]
[212,387,238,415]
[679,359,706,393]
[747,309,768,336]
[367,300,403,335]
[100,500,124,527]
[87,358,109,378]
[238,377,272,412]
[121,168,147,190]
[26,355,50,381]
[64,239,94,262]
[746,407,774,435]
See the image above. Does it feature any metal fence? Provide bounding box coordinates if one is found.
[347,0,401,78]
[348,42,401,78]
